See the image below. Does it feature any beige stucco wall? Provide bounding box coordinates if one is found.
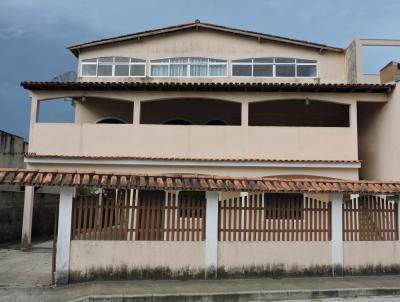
[344,241,400,266]
[218,241,332,268]
[29,123,357,160]
[358,85,400,180]
[69,240,205,272]
[77,29,346,84]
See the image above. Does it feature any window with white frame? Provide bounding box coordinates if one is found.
[150,57,227,77]
[81,57,146,77]
[232,57,317,78]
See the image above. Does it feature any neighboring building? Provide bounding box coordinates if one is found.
[1,21,400,284]
[0,130,58,243]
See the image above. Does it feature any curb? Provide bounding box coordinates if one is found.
[69,287,400,301]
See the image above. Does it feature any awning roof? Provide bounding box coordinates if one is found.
[1,168,400,194]
[20,81,394,93]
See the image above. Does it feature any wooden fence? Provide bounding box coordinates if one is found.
[218,193,331,241]
[71,190,206,241]
[343,195,398,241]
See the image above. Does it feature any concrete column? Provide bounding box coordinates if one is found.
[205,191,219,278]
[21,186,35,249]
[397,197,400,241]
[55,187,74,285]
[133,100,141,125]
[28,96,39,143]
[330,193,344,275]
[241,101,248,126]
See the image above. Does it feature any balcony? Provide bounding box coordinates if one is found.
[29,123,357,160]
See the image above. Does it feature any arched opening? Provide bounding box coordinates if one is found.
[75,97,133,124]
[163,119,193,125]
[249,99,350,127]
[206,120,227,125]
[140,98,241,126]
[96,118,126,124]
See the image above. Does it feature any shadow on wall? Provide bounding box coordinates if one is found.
[0,191,58,243]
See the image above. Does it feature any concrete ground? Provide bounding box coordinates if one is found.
[0,240,52,288]
[1,245,400,301]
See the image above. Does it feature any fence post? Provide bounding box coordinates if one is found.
[205,191,219,278]
[330,193,344,275]
[397,196,400,241]
[21,185,35,249]
[55,187,75,285]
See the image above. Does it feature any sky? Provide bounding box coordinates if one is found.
[0,0,400,140]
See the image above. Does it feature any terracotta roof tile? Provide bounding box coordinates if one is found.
[1,168,399,194]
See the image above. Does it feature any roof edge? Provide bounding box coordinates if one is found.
[67,21,343,57]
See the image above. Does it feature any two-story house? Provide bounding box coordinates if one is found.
[1,21,400,284]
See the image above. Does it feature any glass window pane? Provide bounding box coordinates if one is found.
[232,64,252,76]
[209,65,227,76]
[254,58,273,63]
[82,58,97,63]
[170,57,188,63]
[151,65,168,76]
[170,64,187,76]
[130,64,145,76]
[253,65,273,77]
[296,59,316,63]
[114,65,129,76]
[115,57,129,63]
[151,58,169,63]
[275,58,295,63]
[276,64,295,77]
[98,57,113,63]
[131,58,145,63]
[297,65,317,77]
[232,59,252,63]
[190,65,207,76]
[82,64,97,76]
[209,59,226,63]
[98,64,113,76]
[190,57,208,63]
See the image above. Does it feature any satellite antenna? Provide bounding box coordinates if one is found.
[51,71,77,82]
[51,71,77,105]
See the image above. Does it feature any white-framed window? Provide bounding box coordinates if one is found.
[81,57,146,77]
[231,57,317,78]
[150,57,228,77]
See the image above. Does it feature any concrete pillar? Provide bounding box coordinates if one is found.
[241,101,248,126]
[133,100,141,125]
[397,197,400,241]
[55,187,74,285]
[205,191,219,278]
[330,193,344,275]
[21,186,35,249]
[28,96,39,143]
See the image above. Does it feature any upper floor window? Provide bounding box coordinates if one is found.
[81,57,146,77]
[150,57,227,77]
[232,57,317,78]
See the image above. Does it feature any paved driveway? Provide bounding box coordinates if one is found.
[0,241,52,287]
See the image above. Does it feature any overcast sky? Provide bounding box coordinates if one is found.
[1,0,399,140]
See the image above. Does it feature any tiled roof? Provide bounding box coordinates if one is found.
[1,168,400,194]
[20,81,393,93]
[24,153,361,164]
[67,21,343,57]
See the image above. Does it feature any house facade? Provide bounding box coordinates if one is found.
[2,21,400,284]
